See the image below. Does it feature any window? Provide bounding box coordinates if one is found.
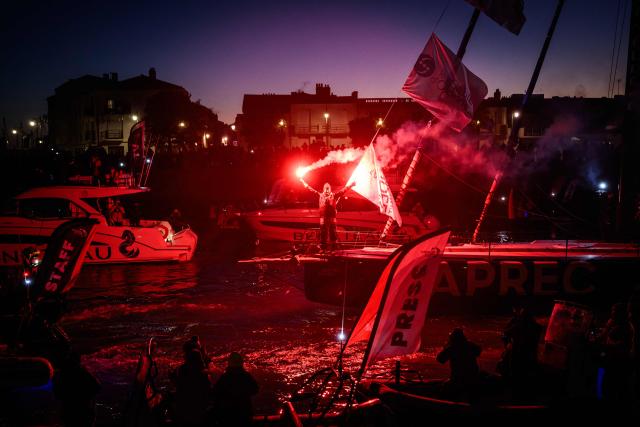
[18,198,87,219]
[107,99,114,110]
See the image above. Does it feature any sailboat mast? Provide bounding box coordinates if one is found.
[380,8,481,241]
[472,0,565,242]
[617,0,639,237]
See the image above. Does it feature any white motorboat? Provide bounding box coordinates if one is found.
[236,178,435,245]
[0,186,197,266]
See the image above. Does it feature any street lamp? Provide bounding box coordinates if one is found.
[323,112,330,147]
[29,120,36,127]
[131,115,138,122]
[11,129,17,135]
[230,124,236,131]
[511,111,520,130]
[376,118,384,127]
[221,136,228,146]
[178,121,186,128]
[278,119,286,128]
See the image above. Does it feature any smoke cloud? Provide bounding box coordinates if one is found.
[301,114,585,187]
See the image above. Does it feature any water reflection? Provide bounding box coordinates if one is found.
[61,251,507,424]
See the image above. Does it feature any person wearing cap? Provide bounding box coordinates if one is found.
[211,352,258,427]
[437,327,482,396]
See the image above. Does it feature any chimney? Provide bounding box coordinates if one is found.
[110,72,118,81]
[149,67,157,80]
[351,91,358,99]
[493,88,501,100]
[315,83,330,97]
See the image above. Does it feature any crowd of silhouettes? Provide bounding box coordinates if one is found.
[436,297,640,407]
[170,336,259,427]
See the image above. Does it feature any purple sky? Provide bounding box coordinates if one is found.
[0,0,631,126]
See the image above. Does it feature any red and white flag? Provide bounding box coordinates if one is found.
[403,33,488,132]
[346,143,402,227]
[346,229,450,372]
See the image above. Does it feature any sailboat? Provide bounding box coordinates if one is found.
[269,227,616,424]
[259,0,640,315]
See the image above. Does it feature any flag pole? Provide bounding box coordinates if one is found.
[381,9,481,242]
[472,0,565,242]
[456,8,481,61]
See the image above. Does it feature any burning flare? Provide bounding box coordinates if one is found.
[295,166,310,179]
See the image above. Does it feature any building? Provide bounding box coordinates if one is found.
[236,83,432,149]
[237,83,625,153]
[48,68,189,155]
[477,89,625,149]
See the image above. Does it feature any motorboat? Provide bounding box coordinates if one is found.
[0,186,197,266]
[236,179,436,246]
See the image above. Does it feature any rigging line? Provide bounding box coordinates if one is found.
[531,181,595,226]
[431,0,452,34]
[513,185,590,235]
[608,0,622,98]
[420,151,488,194]
[612,0,629,96]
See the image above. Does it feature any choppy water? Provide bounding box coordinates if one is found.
[56,250,508,424]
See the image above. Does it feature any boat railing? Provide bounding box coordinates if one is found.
[290,230,410,256]
[67,174,136,188]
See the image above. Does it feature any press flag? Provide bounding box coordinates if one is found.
[346,143,402,227]
[403,33,488,132]
[346,229,451,373]
[465,0,526,35]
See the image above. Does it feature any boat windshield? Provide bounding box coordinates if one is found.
[12,198,89,219]
[82,195,144,227]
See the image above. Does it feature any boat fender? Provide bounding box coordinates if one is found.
[0,357,54,388]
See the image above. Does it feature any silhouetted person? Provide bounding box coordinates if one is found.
[169,208,187,232]
[499,307,542,388]
[109,199,125,226]
[299,179,354,251]
[598,302,632,402]
[53,352,100,427]
[437,328,482,395]
[182,335,211,367]
[174,349,212,427]
[629,294,640,400]
[211,352,258,427]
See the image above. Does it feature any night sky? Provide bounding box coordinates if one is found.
[0,0,630,127]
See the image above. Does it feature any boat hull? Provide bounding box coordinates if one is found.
[0,219,197,266]
[301,242,640,313]
[242,208,431,244]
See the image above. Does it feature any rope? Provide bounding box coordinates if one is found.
[611,0,629,96]
[431,0,452,34]
[608,0,622,97]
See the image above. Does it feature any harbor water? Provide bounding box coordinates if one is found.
[55,248,509,424]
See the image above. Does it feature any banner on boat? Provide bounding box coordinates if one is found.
[346,228,450,371]
[346,143,402,226]
[402,33,488,132]
[33,219,97,299]
[465,0,526,35]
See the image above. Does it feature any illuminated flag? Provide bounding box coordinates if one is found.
[128,120,145,161]
[346,143,402,226]
[403,33,488,132]
[465,0,526,35]
[346,229,450,372]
